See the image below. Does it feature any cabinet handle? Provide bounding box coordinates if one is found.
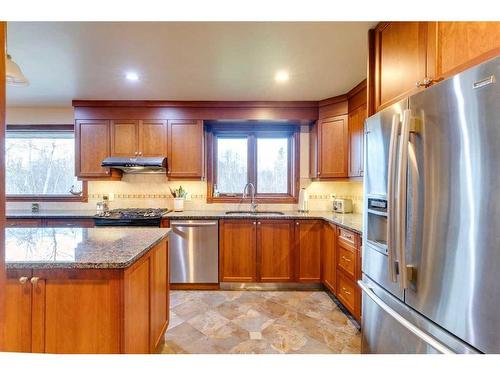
[342,256,351,262]
[138,151,143,156]
[342,287,351,295]
[134,151,138,156]
[415,77,434,88]
[19,276,29,284]
[253,222,256,225]
[30,277,40,286]
[296,222,299,226]
[257,222,261,225]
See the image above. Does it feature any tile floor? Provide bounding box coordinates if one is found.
[160,290,361,354]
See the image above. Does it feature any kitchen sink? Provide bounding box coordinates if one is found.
[225,211,285,216]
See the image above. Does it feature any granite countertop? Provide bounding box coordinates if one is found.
[7,209,97,219]
[6,227,170,269]
[165,210,363,234]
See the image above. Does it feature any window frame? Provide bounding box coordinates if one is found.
[5,124,88,203]
[206,122,300,204]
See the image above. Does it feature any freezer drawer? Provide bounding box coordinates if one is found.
[169,220,219,283]
[359,276,478,354]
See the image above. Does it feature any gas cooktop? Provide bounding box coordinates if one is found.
[94,208,171,226]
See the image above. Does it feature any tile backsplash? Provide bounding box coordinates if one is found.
[7,174,364,214]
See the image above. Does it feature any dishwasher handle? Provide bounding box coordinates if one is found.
[170,221,218,227]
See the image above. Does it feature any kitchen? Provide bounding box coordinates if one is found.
[0,7,499,368]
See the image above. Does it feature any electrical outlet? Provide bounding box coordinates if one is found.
[329,193,336,200]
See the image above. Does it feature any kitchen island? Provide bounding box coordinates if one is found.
[3,227,170,354]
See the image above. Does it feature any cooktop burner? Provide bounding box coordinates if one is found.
[95,208,171,220]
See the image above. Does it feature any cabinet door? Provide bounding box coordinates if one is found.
[140,120,167,157]
[3,270,33,352]
[429,22,500,80]
[348,104,366,177]
[322,223,336,293]
[295,220,322,282]
[374,22,427,111]
[318,115,348,178]
[219,220,257,282]
[257,220,294,282]
[76,120,111,178]
[150,240,169,352]
[33,270,122,354]
[111,120,139,157]
[167,120,204,179]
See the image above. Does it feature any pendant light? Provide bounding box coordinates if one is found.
[6,53,29,86]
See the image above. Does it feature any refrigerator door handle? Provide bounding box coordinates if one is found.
[386,113,401,283]
[396,109,412,289]
[358,280,455,354]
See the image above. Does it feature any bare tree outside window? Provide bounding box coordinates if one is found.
[216,137,248,194]
[257,138,288,193]
[6,130,82,196]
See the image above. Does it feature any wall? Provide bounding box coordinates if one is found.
[6,108,364,213]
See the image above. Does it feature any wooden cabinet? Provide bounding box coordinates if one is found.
[4,270,33,352]
[140,120,168,157]
[334,226,361,321]
[219,220,257,282]
[167,120,204,179]
[3,239,169,354]
[111,120,139,157]
[429,22,500,81]
[295,220,322,282]
[311,115,349,179]
[76,120,114,179]
[322,222,336,293]
[371,21,500,113]
[348,104,366,177]
[257,220,295,282]
[111,120,167,158]
[373,22,428,111]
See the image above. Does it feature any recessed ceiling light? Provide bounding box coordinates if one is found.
[275,70,289,83]
[125,72,139,81]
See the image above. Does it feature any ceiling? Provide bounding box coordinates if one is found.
[6,22,376,107]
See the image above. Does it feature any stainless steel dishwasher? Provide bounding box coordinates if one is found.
[169,220,219,283]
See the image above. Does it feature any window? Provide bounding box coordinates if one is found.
[207,122,299,203]
[6,125,87,202]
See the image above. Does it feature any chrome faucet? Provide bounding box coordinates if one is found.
[243,182,258,212]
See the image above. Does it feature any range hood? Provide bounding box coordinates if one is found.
[101,157,167,174]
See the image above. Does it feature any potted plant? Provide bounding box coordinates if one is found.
[169,186,187,212]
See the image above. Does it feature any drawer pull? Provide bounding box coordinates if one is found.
[30,277,40,286]
[341,255,351,262]
[342,287,351,295]
[19,276,29,284]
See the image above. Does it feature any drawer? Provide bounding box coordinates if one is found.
[337,245,355,278]
[337,272,356,313]
[6,219,42,228]
[338,227,357,249]
[44,219,95,228]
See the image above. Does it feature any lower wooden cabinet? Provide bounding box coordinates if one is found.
[257,220,295,282]
[3,239,169,354]
[322,222,336,293]
[219,220,257,282]
[296,220,322,282]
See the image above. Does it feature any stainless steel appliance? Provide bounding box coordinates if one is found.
[94,208,170,226]
[169,220,219,283]
[333,198,353,213]
[101,156,167,174]
[361,56,499,354]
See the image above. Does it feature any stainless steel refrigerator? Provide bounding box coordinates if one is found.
[360,56,499,354]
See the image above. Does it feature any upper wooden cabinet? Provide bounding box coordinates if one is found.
[371,21,500,113]
[428,22,500,81]
[167,120,204,179]
[140,120,168,157]
[373,22,428,111]
[348,81,367,178]
[75,120,113,178]
[111,120,167,157]
[311,114,349,179]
